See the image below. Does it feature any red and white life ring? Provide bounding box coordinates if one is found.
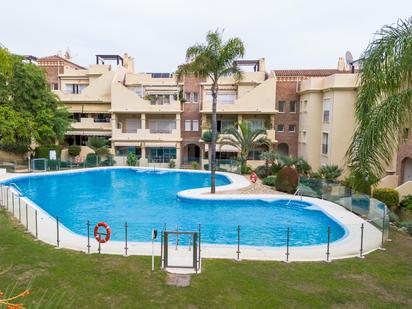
[94,222,111,243]
[250,172,257,183]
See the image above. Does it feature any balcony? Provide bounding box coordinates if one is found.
[71,118,111,131]
[112,128,181,142]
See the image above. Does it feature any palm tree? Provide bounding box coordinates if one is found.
[87,136,109,163]
[346,18,412,191]
[317,165,343,181]
[219,122,270,171]
[176,30,245,193]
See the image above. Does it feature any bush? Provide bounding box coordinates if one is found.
[68,145,81,157]
[255,165,270,179]
[168,160,176,169]
[0,143,29,154]
[191,161,199,170]
[34,145,62,159]
[275,166,299,193]
[240,165,252,175]
[204,163,209,170]
[262,175,277,187]
[126,153,137,166]
[400,195,412,210]
[372,188,399,210]
[400,221,412,235]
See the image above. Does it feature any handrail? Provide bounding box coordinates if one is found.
[8,183,23,196]
[286,188,301,205]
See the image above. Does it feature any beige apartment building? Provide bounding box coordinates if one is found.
[56,55,276,168]
[298,73,360,174]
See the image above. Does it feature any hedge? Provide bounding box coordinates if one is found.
[0,143,30,154]
[372,188,399,210]
[34,145,62,159]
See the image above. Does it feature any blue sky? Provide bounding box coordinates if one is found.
[1,0,411,72]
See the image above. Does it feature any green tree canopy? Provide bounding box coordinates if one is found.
[346,18,412,191]
[176,30,245,193]
[0,48,71,148]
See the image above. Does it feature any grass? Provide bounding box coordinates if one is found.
[0,209,412,308]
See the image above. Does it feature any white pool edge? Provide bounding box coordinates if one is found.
[0,167,383,263]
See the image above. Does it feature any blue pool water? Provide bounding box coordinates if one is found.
[4,168,346,246]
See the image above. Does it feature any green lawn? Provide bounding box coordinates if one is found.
[0,209,411,309]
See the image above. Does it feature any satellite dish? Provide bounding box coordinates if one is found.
[345,51,353,65]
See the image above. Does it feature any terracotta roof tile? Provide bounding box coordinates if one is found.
[37,55,85,69]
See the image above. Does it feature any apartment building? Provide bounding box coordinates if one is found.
[38,54,85,90]
[199,59,277,168]
[271,69,343,157]
[298,73,361,174]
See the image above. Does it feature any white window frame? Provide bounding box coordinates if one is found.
[276,124,284,132]
[184,120,191,131]
[192,120,199,131]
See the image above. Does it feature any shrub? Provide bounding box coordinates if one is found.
[240,165,252,175]
[191,161,199,170]
[0,143,29,154]
[34,145,62,159]
[372,188,399,210]
[262,175,277,187]
[275,166,299,193]
[126,153,137,166]
[204,163,209,170]
[400,221,412,235]
[317,165,342,181]
[400,195,412,210]
[389,211,400,223]
[68,145,81,157]
[168,160,176,169]
[255,165,270,179]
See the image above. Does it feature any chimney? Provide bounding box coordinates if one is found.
[123,53,135,73]
[258,58,266,72]
[337,57,346,71]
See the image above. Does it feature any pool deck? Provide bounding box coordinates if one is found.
[0,167,383,274]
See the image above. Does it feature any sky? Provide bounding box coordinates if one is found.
[1,0,411,72]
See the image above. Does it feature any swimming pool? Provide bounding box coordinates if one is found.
[3,168,346,247]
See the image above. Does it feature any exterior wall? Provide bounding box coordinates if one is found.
[298,91,323,171]
[274,81,299,156]
[298,73,359,174]
[397,134,412,185]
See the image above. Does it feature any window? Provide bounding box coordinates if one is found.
[217,120,235,133]
[300,131,307,143]
[185,92,191,102]
[126,119,141,133]
[50,83,58,90]
[276,124,284,132]
[116,147,141,158]
[149,94,171,105]
[184,120,191,131]
[193,92,199,103]
[215,152,238,160]
[64,84,88,94]
[247,150,263,160]
[148,147,176,163]
[322,133,329,154]
[290,101,297,113]
[300,100,308,112]
[248,119,264,130]
[323,99,332,122]
[278,101,285,113]
[149,119,176,133]
[192,120,199,131]
[288,124,296,132]
[94,113,111,123]
[205,92,236,104]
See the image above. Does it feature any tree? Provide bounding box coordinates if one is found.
[346,18,412,191]
[176,30,245,193]
[87,137,109,157]
[219,122,269,171]
[0,48,71,147]
[317,165,343,181]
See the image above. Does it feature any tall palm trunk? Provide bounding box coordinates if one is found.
[210,81,218,193]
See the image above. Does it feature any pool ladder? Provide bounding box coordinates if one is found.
[286,188,302,205]
[8,183,24,196]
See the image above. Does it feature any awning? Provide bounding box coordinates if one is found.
[66,131,112,136]
[204,144,238,152]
